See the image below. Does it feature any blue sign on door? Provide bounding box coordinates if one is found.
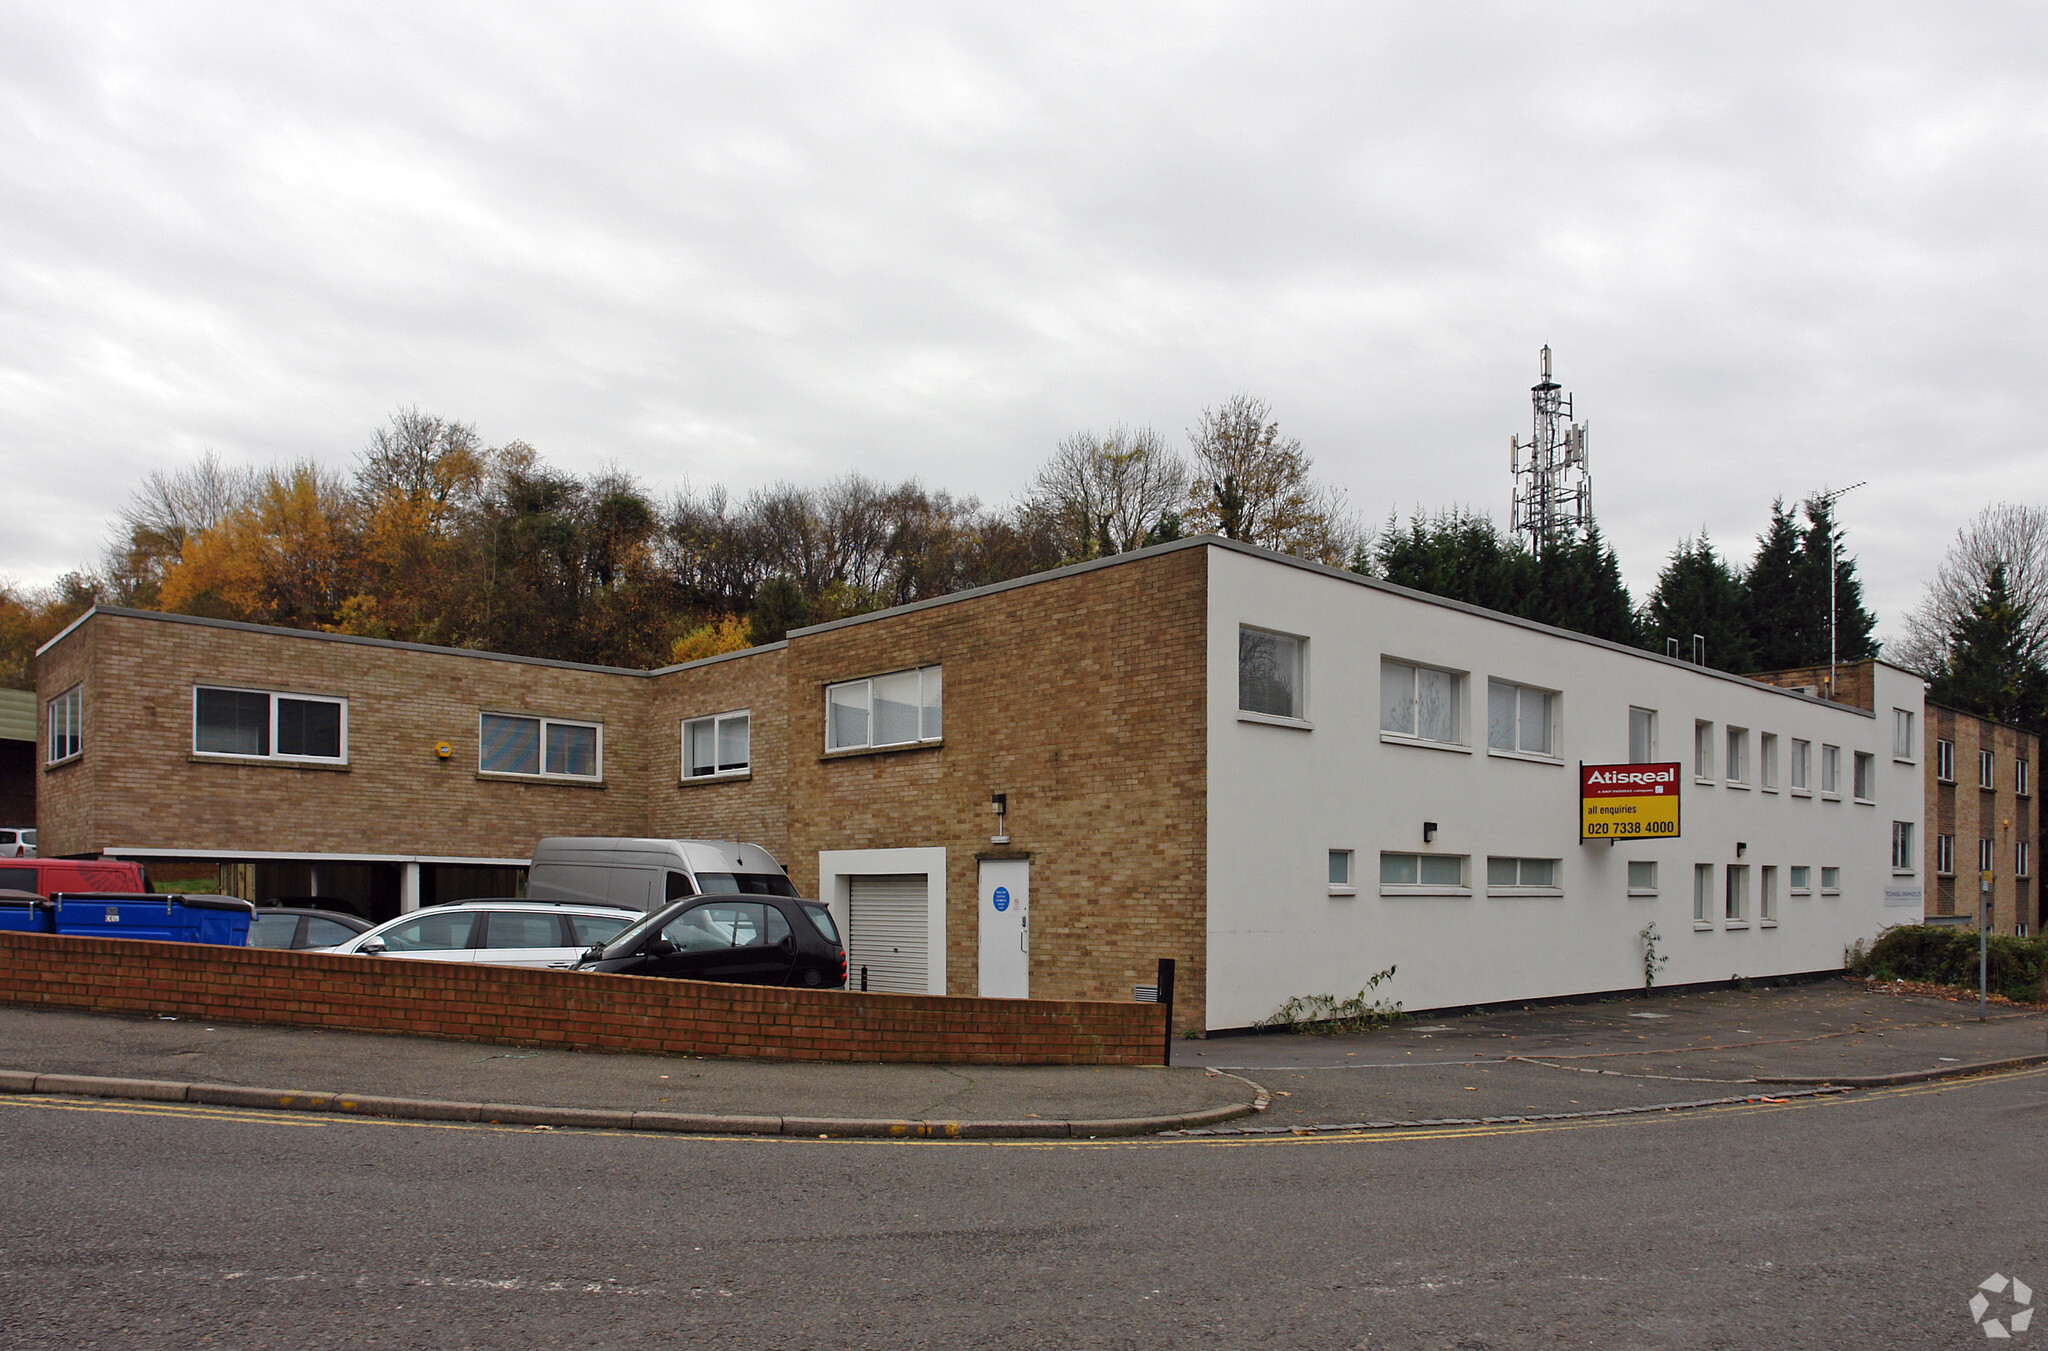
[992,886,1010,912]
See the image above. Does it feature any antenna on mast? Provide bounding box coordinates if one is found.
[1809,480,1866,700]
[1509,345,1593,559]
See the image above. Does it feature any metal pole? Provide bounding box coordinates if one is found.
[1980,874,1991,1022]
[1156,957,1177,1067]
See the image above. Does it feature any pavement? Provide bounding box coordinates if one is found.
[0,977,2042,1137]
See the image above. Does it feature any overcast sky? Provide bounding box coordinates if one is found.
[4,2,2045,638]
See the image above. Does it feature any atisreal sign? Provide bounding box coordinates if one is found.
[1580,762,1682,841]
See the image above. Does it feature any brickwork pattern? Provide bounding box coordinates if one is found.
[644,648,791,860]
[0,932,1167,1065]
[1746,662,1876,711]
[784,549,1210,1031]
[1926,703,2039,931]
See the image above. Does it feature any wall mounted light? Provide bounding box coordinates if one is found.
[991,793,1009,846]
[1423,821,1438,844]
[1735,842,1747,857]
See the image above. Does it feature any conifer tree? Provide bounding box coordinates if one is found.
[1743,498,1806,669]
[1925,563,2048,729]
[1644,534,1755,673]
[1795,495,1878,665]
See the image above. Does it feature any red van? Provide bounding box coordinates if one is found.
[0,858,149,897]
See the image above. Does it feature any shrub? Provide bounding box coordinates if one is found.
[1849,925,2048,1002]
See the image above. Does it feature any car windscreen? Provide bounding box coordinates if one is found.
[693,871,798,897]
[800,903,839,945]
[597,900,693,959]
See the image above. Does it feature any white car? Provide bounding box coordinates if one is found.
[325,899,641,968]
[1,828,35,858]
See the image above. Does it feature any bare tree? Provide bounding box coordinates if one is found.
[1893,503,2048,675]
[357,407,484,506]
[102,449,256,605]
[1031,425,1189,560]
[1183,394,1358,565]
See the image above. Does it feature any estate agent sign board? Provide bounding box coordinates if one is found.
[1580,763,1682,841]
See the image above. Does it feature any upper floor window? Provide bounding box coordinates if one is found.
[480,712,600,779]
[1892,709,1915,760]
[1820,744,1840,795]
[1980,748,1996,789]
[1628,707,1657,763]
[1936,738,1955,782]
[1487,680,1555,756]
[195,686,345,762]
[1726,727,1749,784]
[1935,834,1954,876]
[683,711,749,779]
[1759,732,1778,789]
[826,666,942,752]
[1240,628,1305,720]
[46,685,81,764]
[1891,821,1915,871]
[2020,758,2031,797]
[1380,658,1460,744]
[1853,751,1875,801]
[1693,720,1715,780]
[2020,840,2032,879]
[1790,738,1811,791]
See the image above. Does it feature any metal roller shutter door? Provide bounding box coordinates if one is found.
[847,873,929,994]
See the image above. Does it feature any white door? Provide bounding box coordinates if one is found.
[847,874,930,994]
[977,859,1029,999]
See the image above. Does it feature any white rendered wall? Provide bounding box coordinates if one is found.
[1204,547,1924,1030]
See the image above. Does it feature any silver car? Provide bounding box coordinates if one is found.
[324,899,640,969]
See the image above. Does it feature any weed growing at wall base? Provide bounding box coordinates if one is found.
[1259,966,1401,1034]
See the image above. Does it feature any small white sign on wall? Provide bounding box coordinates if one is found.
[1883,885,1924,909]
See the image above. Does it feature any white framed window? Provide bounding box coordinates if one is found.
[1820,744,1840,795]
[1760,866,1778,922]
[1759,732,1778,790]
[46,684,81,764]
[195,686,347,763]
[1790,738,1811,792]
[1820,866,1840,894]
[1379,852,1468,893]
[1935,834,1954,876]
[1626,860,1658,895]
[1487,680,1557,757]
[1380,658,1462,745]
[1239,627,1305,721]
[682,710,750,779]
[1694,720,1715,781]
[826,666,943,752]
[1892,709,1915,760]
[1935,738,1955,782]
[1629,707,1657,763]
[1486,856,1559,892]
[1726,727,1749,785]
[1891,821,1915,872]
[2019,758,2031,797]
[1790,865,1811,895]
[1980,748,1995,790]
[1329,850,1355,895]
[1979,837,1995,874]
[2018,840,2031,879]
[1694,863,1713,922]
[1725,864,1749,921]
[479,712,600,780]
[1853,752,1875,802]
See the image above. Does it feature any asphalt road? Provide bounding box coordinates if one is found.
[3,1067,2043,1350]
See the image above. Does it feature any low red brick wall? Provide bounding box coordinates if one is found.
[0,933,1166,1066]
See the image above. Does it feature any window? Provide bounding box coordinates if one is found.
[1790,865,1811,894]
[1726,727,1749,784]
[1694,721,1715,780]
[1761,866,1778,922]
[1380,659,1460,744]
[1979,838,1995,874]
[46,685,81,764]
[1853,752,1875,801]
[1936,738,1955,782]
[1694,863,1713,922]
[1629,707,1657,763]
[1759,733,1778,789]
[1240,628,1305,720]
[682,711,749,778]
[1487,681,1555,756]
[195,686,346,762]
[1893,709,1915,760]
[1380,852,1467,890]
[1627,860,1658,895]
[1791,739,1811,791]
[1980,749,1995,790]
[1821,866,1840,894]
[1891,821,1915,871]
[826,666,943,752]
[1328,850,1354,893]
[1487,856,1558,890]
[1820,744,1840,795]
[1936,834,1955,876]
[1725,864,1749,921]
[2019,840,2032,880]
[478,712,600,779]
[2020,758,2031,797]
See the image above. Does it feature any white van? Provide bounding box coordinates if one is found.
[524,838,798,912]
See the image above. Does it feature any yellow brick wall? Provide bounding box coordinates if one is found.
[644,646,791,861]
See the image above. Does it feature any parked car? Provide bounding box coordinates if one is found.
[248,906,373,951]
[526,837,796,911]
[0,828,35,858]
[0,858,148,897]
[574,893,847,988]
[327,900,641,968]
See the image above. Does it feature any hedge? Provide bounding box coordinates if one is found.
[1849,925,2048,1002]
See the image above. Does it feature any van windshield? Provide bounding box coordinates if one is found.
[694,871,798,897]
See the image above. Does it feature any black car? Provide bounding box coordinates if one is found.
[248,906,374,950]
[575,894,847,988]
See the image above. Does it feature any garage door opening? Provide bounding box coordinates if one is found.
[846,873,930,994]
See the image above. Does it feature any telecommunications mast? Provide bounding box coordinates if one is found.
[1509,345,1593,559]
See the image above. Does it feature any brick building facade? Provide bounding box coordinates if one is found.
[1923,704,2037,933]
